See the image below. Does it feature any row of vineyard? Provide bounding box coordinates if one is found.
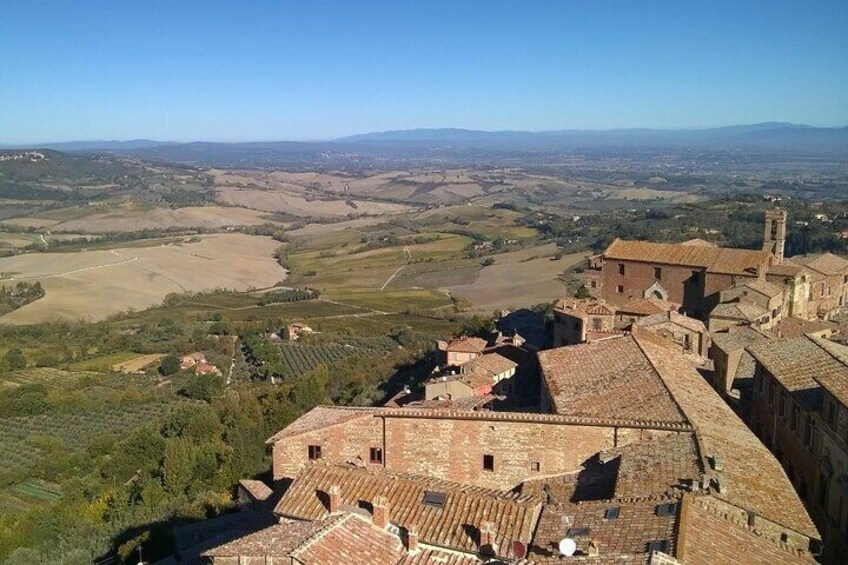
[0,400,187,476]
[277,344,358,379]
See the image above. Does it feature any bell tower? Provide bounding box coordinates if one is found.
[762,208,787,261]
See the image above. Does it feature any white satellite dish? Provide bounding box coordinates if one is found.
[559,538,577,557]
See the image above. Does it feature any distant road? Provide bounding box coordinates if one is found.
[380,247,411,291]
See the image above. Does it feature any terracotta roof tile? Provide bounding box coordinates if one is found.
[238,479,273,502]
[203,517,329,558]
[445,337,488,354]
[463,352,518,377]
[791,252,848,276]
[605,238,772,276]
[537,338,689,425]
[710,301,768,322]
[290,512,406,564]
[618,297,677,316]
[741,278,784,298]
[398,549,482,564]
[772,317,837,339]
[636,335,819,539]
[768,260,805,278]
[632,311,706,334]
[266,406,376,444]
[273,464,542,554]
[710,327,771,353]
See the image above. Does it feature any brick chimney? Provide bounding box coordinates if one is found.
[372,496,389,529]
[327,485,341,513]
[406,524,419,553]
[479,521,496,555]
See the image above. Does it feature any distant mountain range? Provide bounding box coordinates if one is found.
[3,123,846,167]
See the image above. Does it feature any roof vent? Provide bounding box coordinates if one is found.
[604,507,620,520]
[646,539,670,554]
[710,455,724,472]
[566,527,591,537]
[422,491,446,507]
[655,503,678,518]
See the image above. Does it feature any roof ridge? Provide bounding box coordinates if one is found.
[631,333,694,429]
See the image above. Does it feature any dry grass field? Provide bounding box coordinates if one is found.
[43,205,274,233]
[0,233,285,324]
[217,186,409,217]
[112,353,166,373]
[443,245,587,311]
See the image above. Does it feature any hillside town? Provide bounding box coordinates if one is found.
[179,209,848,564]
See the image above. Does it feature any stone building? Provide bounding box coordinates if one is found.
[630,310,711,358]
[792,253,848,320]
[436,337,488,366]
[748,335,848,564]
[551,297,618,346]
[217,331,820,563]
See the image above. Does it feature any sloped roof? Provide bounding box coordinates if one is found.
[273,464,542,554]
[539,332,818,539]
[529,499,679,563]
[636,334,819,538]
[633,311,706,334]
[537,337,689,425]
[710,301,768,322]
[773,316,836,339]
[553,297,616,317]
[768,260,805,278]
[711,327,771,353]
[741,278,784,299]
[618,297,676,316]
[203,517,330,558]
[604,238,773,276]
[290,512,406,564]
[444,337,488,353]
[238,479,273,502]
[680,238,717,247]
[678,496,815,564]
[791,252,848,276]
[266,406,376,444]
[811,338,848,408]
[463,352,518,377]
[747,335,848,411]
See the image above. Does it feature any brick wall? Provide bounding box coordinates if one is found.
[272,413,668,490]
[601,260,706,312]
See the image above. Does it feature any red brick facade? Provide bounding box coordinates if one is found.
[272,410,675,490]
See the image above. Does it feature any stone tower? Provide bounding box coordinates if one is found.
[763,208,787,261]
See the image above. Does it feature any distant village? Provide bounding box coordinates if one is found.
[179,209,848,564]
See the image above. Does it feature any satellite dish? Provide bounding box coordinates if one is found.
[559,538,577,557]
[511,540,527,559]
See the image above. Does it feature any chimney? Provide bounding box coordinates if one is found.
[587,539,600,557]
[406,524,419,553]
[327,485,341,513]
[372,496,389,529]
[479,521,496,555]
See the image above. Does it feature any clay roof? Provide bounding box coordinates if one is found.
[539,333,818,539]
[773,316,837,339]
[289,512,406,564]
[605,433,702,501]
[604,238,773,276]
[710,301,768,322]
[273,464,542,554]
[680,238,717,247]
[741,278,784,299]
[398,550,482,564]
[203,517,329,558]
[553,297,616,317]
[528,499,679,563]
[238,479,273,502]
[791,252,848,276]
[812,338,848,408]
[747,336,848,411]
[444,337,488,353]
[463,352,518,377]
[711,327,771,353]
[768,261,805,278]
[678,496,816,564]
[537,337,689,425]
[632,311,706,334]
[618,297,676,316]
[635,335,818,538]
[266,406,376,444]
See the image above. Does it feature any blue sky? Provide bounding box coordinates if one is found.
[1,1,847,142]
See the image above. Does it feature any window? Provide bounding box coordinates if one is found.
[804,419,813,447]
[483,454,494,471]
[590,280,597,288]
[827,400,837,428]
[778,392,786,418]
[791,405,798,431]
[654,267,662,279]
[530,461,540,472]
[592,318,602,331]
[604,507,620,520]
[616,285,624,294]
[369,447,383,464]
[772,308,779,319]
[818,474,829,507]
[768,381,775,405]
[757,373,764,394]
[618,263,625,276]
[308,445,322,460]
